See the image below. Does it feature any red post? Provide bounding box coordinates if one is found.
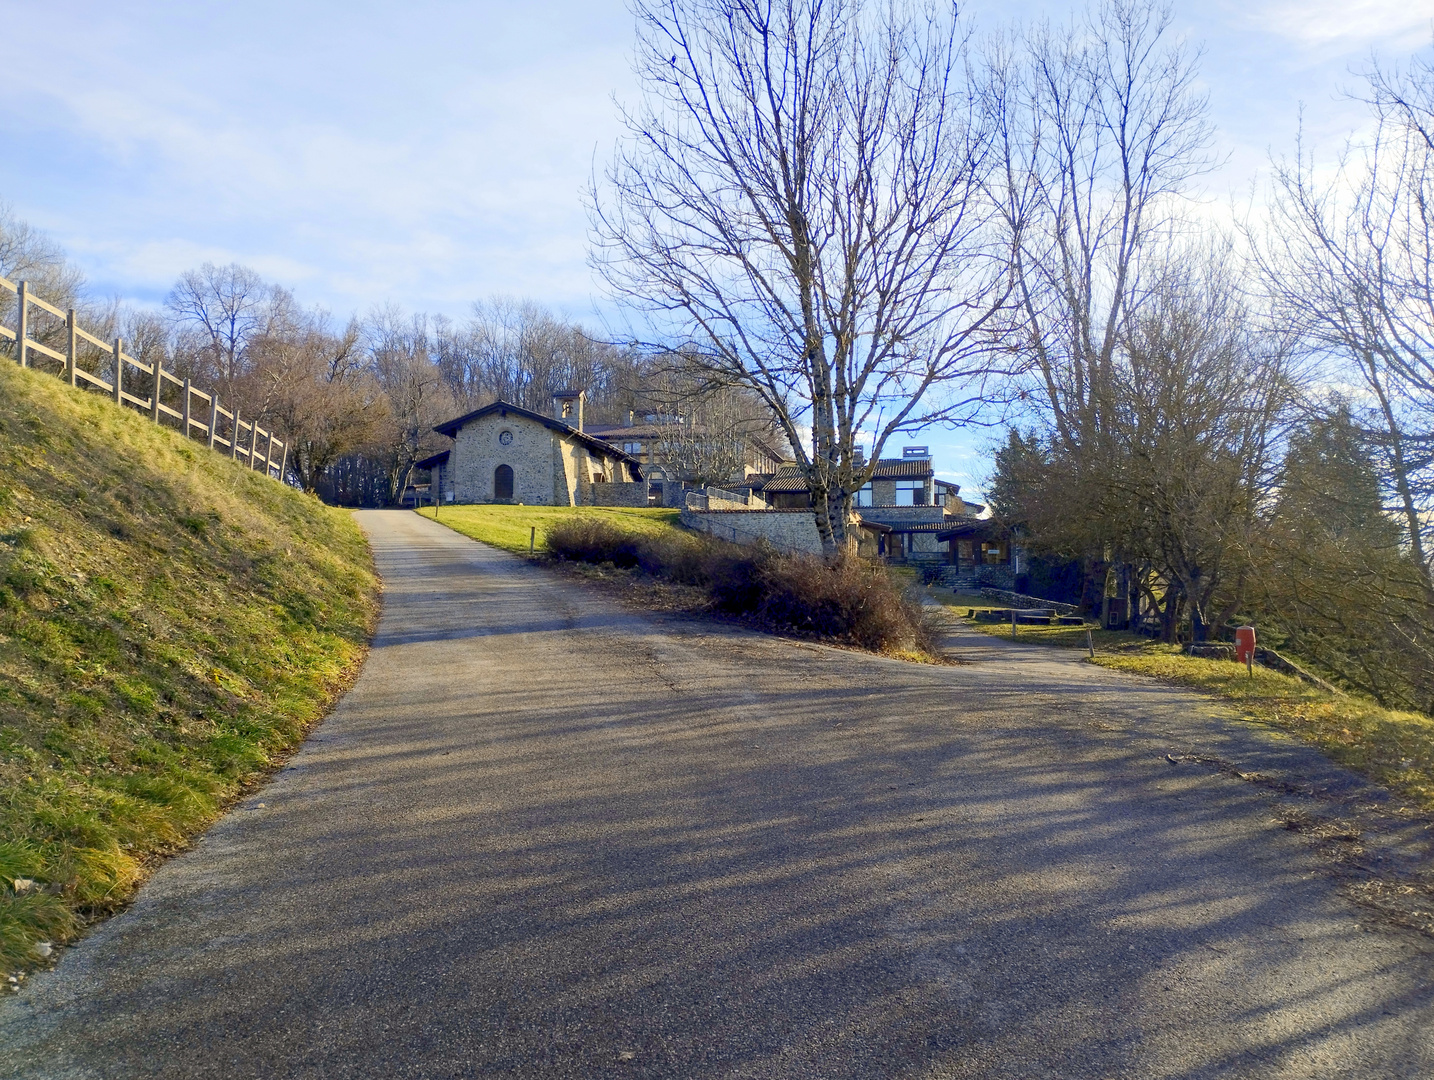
[1234,625,1256,676]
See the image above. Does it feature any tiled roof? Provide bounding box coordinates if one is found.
[432,400,638,464]
[883,521,957,533]
[756,459,934,494]
[869,458,934,479]
[935,518,1006,541]
[759,471,813,493]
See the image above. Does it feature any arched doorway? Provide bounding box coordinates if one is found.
[494,464,514,500]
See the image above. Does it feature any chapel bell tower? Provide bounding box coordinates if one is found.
[552,390,585,432]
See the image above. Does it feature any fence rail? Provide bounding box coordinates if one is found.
[2,275,288,481]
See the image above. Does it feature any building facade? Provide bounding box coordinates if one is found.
[429,394,641,506]
[750,448,979,562]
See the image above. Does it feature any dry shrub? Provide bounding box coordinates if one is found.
[710,550,930,653]
[546,518,932,655]
[544,517,645,568]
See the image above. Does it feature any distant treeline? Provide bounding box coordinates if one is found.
[0,209,776,506]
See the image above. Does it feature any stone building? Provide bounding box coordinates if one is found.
[750,448,976,562]
[426,392,642,506]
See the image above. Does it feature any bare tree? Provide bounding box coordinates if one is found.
[592,0,1014,553]
[245,316,389,493]
[165,263,296,388]
[0,204,86,363]
[992,245,1295,641]
[988,0,1217,463]
[1114,253,1294,638]
[364,306,455,504]
[437,297,640,421]
[1262,51,1434,607]
[636,367,783,485]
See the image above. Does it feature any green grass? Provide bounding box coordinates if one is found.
[929,588,1434,813]
[1094,651,1434,812]
[0,362,378,972]
[415,503,683,556]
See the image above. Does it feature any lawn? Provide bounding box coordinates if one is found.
[414,504,683,556]
[0,363,378,974]
[929,585,1434,814]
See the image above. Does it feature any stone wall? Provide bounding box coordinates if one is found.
[867,478,933,505]
[579,481,650,507]
[679,508,824,554]
[858,505,946,526]
[705,494,752,510]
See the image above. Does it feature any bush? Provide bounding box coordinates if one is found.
[544,517,646,568]
[545,517,933,655]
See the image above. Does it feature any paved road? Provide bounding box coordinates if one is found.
[3,509,1432,1078]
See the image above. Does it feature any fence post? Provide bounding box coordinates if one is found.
[182,378,192,437]
[264,431,275,477]
[248,422,260,469]
[151,357,163,422]
[231,409,241,459]
[15,281,27,367]
[208,395,219,449]
[66,309,77,386]
[278,441,288,484]
[112,338,124,403]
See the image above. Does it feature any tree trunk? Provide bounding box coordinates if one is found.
[1160,582,1185,644]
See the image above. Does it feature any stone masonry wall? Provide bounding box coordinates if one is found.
[680,509,824,554]
[857,505,946,526]
[451,411,562,504]
[579,481,650,507]
[450,408,632,505]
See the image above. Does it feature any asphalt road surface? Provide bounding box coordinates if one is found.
[3,509,1432,1079]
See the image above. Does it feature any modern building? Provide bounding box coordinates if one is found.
[747,447,982,562]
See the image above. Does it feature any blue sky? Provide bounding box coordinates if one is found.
[3,1,1431,495]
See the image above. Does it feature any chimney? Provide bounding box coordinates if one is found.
[552,390,585,432]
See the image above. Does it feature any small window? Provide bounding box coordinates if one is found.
[853,483,873,507]
[624,441,643,454]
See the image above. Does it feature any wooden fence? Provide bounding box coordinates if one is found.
[1,275,288,480]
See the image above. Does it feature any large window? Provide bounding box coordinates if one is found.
[853,483,873,507]
[623,441,644,454]
[895,480,926,506]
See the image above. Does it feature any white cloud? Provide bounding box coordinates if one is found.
[1242,1,1430,50]
[2,1,635,317]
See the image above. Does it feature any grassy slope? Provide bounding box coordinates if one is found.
[414,504,682,556]
[0,363,378,971]
[931,588,1434,812]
